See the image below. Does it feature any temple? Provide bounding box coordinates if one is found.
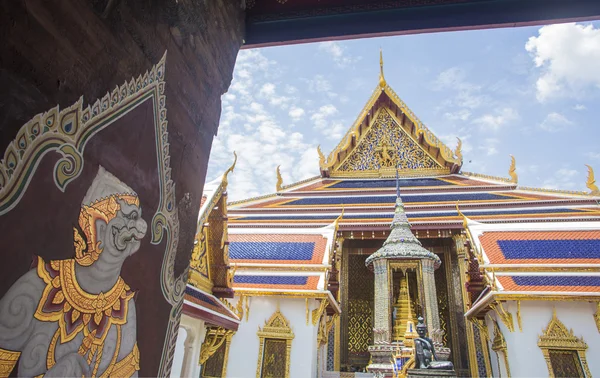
[172,53,600,377]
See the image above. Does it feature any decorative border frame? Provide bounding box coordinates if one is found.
[0,51,185,376]
[256,308,294,378]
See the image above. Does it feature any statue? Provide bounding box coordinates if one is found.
[376,139,394,167]
[0,166,144,377]
[414,317,454,370]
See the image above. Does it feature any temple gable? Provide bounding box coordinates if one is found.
[319,52,462,179]
[336,107,443,176]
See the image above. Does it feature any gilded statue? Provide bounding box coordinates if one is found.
[414,317,454,370]
[376,139,394,167]
[0,166,144,377]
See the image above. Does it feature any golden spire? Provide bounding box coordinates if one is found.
[379,48,387,89]
[222,151,237,188]
[508,155,518,184]
[586,164,600,195]
[276,165,283,192]
[455,137,463,162]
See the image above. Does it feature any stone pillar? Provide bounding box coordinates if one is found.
[367,259,395,375]
[373,259,392,342]
[421,259,441,335]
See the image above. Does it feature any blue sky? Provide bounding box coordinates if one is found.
[207,22,600,201]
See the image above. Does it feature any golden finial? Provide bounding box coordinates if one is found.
[508,155,518,184]
[455,137,463,162]
[222,151,237,188]
[317,145,326,167]
[379,48,387,89]
[585,164,600,195]
[456,201,468,229]
[276,165,283,192]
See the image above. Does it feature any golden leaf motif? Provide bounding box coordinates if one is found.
[52,291,65,304]
[83,313,91,325]
[63,302,72,312]
[113,299,121,311]
[94,312,102,325]
[51,276,61,289]
[72,309,80,323]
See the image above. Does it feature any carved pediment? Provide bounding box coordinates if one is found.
[336,108,443,176]
[319,81,461,178]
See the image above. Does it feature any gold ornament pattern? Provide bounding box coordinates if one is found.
[338,108,441,173]
[34,257,135,345]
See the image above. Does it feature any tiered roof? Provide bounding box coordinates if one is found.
[464,219,600,319]
[228,175,600,230]
[228,222,341,312]
[200,53,600,320]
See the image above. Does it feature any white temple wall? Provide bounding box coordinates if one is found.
[171,313,206,378]
[227,295,320,378]
[486,300,599,377]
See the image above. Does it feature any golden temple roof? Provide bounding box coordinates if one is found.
[318,51,462,179]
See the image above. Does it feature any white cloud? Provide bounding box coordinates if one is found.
[586,152,600,160]
[574,104,587,111]
[259,83,275,97]
[472,108,518,132]
[311,104,338,129]
[444,109,471,121]
[305,75,332,93]
[478,138,500,156]
[207,50,317,200]
[539,112,573,132]
[288,106,306,120]
[542,167,580,190]
[432,67,486,111]
[318,41,360,68]
[525,23,600,102]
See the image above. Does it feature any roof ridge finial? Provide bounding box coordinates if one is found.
[379,48,387,89]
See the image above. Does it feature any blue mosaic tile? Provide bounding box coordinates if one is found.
[233,275,309,285]
[185,286,219,306]
[512,276,600,286]
[229,241,315,260]
[329,178,448,188]
[286,193,514,206]
[498,239,600,259]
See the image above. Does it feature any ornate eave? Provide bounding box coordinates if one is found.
[188,153,237,298]
[318,62,462,179]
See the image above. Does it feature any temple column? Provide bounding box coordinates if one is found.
[421,259,441,335]
[373,259,392,343]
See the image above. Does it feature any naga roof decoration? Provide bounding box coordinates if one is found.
[319,51,461,178]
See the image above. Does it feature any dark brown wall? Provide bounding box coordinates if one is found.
[0,0,244,375]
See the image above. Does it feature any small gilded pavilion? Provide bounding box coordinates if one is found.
[173,53,600,378]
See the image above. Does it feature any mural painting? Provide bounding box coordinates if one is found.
[0,52,188,377]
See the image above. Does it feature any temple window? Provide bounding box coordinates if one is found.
[538,311,592,378]
[199,327,233,378]
[256,309,294,378]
